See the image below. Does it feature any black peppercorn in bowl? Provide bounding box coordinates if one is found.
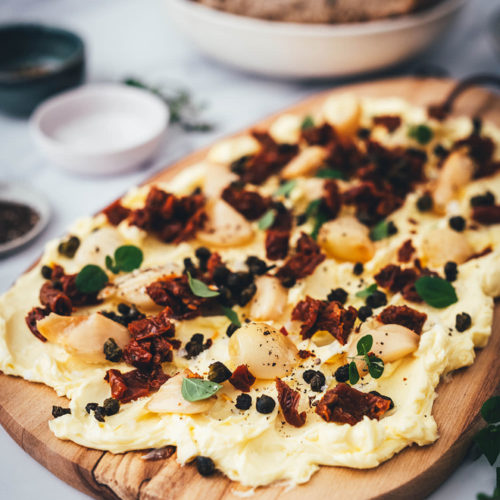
[0,183,51,256]
[0,23,85,117]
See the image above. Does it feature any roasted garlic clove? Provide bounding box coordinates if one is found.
[348,323,420,374]
[281,146,327,179]
[99,264,181,310]
[37,312,130,363]
[318,216,375,263]
[203,163,238,198]
[421,227,473,267]
[228,322,298,379]
[147,372,216,414]
[249,276,288,321]
[433,150,475,212]
[75,227,125,268]
[322,93,361,138]
[197,199,254,247]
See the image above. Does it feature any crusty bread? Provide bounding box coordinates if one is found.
[193,0,440,23]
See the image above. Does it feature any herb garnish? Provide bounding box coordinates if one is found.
[315,168,345,180]
[75,265,108,294]
[415,276,458,308]
[475,397,500,499]
[274,180,296,198]
[221,306,241,327]
[305,199,329,240]
[187,272,220,298]
[355,283,377,299]
[181,378,222,402]
[301,115,315,130]
[124,78,213,132]
[258,209,276,230]
[348,335,385,384]
[408,124,433,145]
[370,220,396,241]
[105,245,143,274]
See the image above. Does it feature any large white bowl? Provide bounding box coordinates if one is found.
[167,0,467,79]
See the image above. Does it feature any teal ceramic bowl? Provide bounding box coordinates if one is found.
[0,24,85,117]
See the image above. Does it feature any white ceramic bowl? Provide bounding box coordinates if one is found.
[167,0,467,79]
[31,83,169,175]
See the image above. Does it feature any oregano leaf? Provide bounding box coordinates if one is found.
[415,276,458,308]
[181,378,222,402]
[187,272,220,298]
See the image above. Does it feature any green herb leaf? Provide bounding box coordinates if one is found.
[301,115,315,130]
[75,265,108,294]
[415,276,458,308]
[357,335,373,356]
[114,245,143,272]
[315,168,345,180]
[355,284,377,299]
[258,209,276,230]
[187,271,220,298]
[367,356,385,379]
[475,425,500,466]
[408,124,434,145]
[275,180,297,198]
[370,220,391,241]
[482,397,500,424]
[305,199,321,218]
[311,210,329,241]
[181,378,222,402]
[105,255,118,274]
[348,361,360,385]
[124,77,213,132]
[221,306,241,327]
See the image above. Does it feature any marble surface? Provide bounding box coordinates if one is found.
[0,0,499,498]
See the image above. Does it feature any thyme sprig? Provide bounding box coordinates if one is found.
[347,335,384,384]
[124,77,213,132]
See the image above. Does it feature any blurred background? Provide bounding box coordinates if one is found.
[0,0,499,498]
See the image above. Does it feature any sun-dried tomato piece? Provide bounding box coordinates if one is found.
[373,115,402,132]
[276,378,306,428]
[129,186,206,243]
[221,185,270,221]
[25,306,50,342]
[105,366,168,404]
[454,135,495,178]
[39,282,72,315]
[128,308,175,341]
[229,365,256,392]
[374,264,419,295]
[291,296,357,344]
[146,275,206,320]
[301,123,337,146]
[377,305,427,335]
[322,180,341,219]
[472,205,500,225]
[315,383,391,425]
[343,181,403,226]
[397,239,415,263]
[297,349,315,359]
[265,229,290,260]
[102,200,131,226]
[48,264,100,307]
[275,233,325,285]
[238,131,298,185]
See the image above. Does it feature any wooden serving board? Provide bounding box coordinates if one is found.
[1,77,500,500]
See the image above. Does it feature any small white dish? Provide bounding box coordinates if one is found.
[0,183,51,256]
[167,0,467,79]
[30,83,169,175]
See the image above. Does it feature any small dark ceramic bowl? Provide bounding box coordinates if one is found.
[0,24,85,117]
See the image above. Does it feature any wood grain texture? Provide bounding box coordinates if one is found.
[1,77,499,500]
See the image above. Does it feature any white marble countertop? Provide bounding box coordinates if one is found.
[0,0,498,498]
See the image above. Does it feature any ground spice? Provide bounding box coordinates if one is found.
[0,201,39,244]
